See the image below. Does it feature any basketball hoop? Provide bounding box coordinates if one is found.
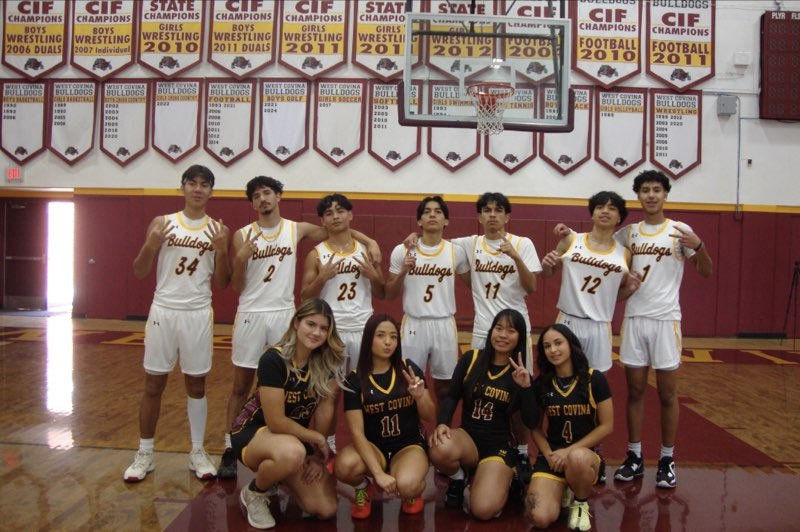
[467,82,515,135]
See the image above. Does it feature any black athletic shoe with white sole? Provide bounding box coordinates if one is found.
[656,456,677,488]
[614,451,644,482]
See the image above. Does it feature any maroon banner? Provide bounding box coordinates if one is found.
[368,81,420,171]
[352,0,422,82]
[204,79,256,166]
[646,0,715,92]
[427,81,480,171]
[152,78,202,163]
[138,1,205,78]
[594,87,647,177]
[0,81,46,164]
[279,0,349,80]
[101,79,150,167]
[484,85,537,174]
[650,89,702,179]
[47,79,98,165]
[571,0,642,89]
[2,0,70,81]
[314,79,367,166]
[260,78,310,165]
[540,85,593,175]
[207,0,277,79]
[70,0,137,80]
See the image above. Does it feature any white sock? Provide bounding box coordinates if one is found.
[628,441,642,458]
[187,396,207,451]
[224,432,232,450]
[139,438,154,453]
[449,467,465,481]
[517,444,529,456]
[326,435,337,454]
[660,445,674,459]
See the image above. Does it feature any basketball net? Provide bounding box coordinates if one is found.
[467,82,515,135]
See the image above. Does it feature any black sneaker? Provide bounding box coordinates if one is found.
[597,458,607,484]
[516,453,533,484]
[655,456,677,488]
[614,451,644,482]
[445,478,466,508]
[217,448,238,479]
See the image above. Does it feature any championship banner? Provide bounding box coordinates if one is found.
[47,79,98,166]
[152,79,201,162]
[484,85,537,174]
[646,0,715,92]
[101,79,150,167]
[279,0,349,80]
[571,0,642,88]
[594,87,647,177]
[423,0,499,80]
[70,0,137,80]
[0,81,46,164]
[2,0,70,80]
[204,79,256,167]
[138,1,205,78]
[208,0,277,79]
[540,85,593,175]
[649,89,701,178]
[368,81,420,171]
[501,0,565,84]
[427,81,479,171]
[352,0,421,82]
[260,79,310,165]
[314,79,367,166]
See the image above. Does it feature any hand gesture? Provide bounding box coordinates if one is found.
[301,455,325,484]
[403,232,420,249]
[429,423,451,447]
[402,364,425,400]
[236,227,261,262]
[497,235,520,260]
[541,250,561,270]
[401,251,417,274]
[375,472,398,496]
[145,217,175,251]
[365,240,383,265]
[509,352,532,389]
[669,225,701,251]
[204,218,229,252]
[353,252,381,283]
[553,223,573,239]
[318,252,340,282]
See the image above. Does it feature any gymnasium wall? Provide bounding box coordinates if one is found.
[1,1,799,336]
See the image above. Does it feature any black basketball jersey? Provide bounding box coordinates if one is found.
[535,369,611,450]
[344,360,427,449]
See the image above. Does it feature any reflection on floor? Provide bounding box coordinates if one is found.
[0,314,798,531]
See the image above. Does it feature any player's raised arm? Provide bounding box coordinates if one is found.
[133,215,173,279]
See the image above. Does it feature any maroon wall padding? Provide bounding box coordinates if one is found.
[70,194,800,337]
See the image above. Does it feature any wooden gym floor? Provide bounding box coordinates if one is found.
[0,313,798,531]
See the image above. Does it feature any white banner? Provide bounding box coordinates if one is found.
[152,79,201,162]
[428,82,479,171]
[501,0,566,84]
[279,0,349,79]
[2,0,69,80]
[208,0,277,79]
[540,85,593,174]
[260,79,310,165]
[485,86,537,174]
[48,80,97,165]
[204,79,256,166]
[315,79,366,166]
[101,80,150,167]
[70,0,137,80]
[0,81,46,164]
[138,1,205,78]
[352,0,421,81]
[368,81,420,170]
[650,89,701,178]
[595,87,647,177]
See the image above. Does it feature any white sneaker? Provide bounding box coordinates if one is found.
[189,448,217,480]
[240,486,276,529]
[568,500,592,531]
[123,450,154,482]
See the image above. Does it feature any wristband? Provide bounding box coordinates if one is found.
[693,241,703,252]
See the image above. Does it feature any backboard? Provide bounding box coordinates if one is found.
[398,9,574,133]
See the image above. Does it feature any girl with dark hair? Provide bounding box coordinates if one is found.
[230,298,347,529]
[429,308,539,520]
[334,314,435,519]
[525,323,613,532]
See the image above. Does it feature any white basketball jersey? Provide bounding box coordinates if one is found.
[389,240,469,318]
[153,212,216,310]
[455,234,542,337]
[557,233,629,322]
[315,240,373,331]
[619,219,695,320]
[237,219,298,312]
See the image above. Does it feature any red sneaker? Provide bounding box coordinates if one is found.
[351,484,372,519]
[401,496,424,514]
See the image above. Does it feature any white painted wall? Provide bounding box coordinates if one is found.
[1,0,798,208]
